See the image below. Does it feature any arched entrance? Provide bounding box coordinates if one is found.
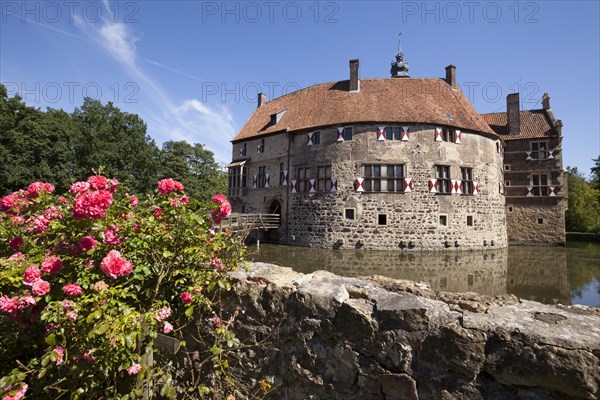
[264,200,281,242]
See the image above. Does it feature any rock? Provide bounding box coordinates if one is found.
[381,373,418,400]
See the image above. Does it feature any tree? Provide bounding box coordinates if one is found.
[565,167,600,232]
[0,85,79,194]
[160,141,227,202]
[72,99,161,194]
[591,156,600,191]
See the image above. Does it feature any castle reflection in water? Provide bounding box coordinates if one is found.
[247,245,571,305]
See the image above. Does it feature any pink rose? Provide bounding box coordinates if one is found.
[78,236,98,252]
[155,306,171,322]
[18,293,36,309]
[87,175,108,190]
[157,178,184,195]
[63,283,83,296]
[61,300,74,310]
[41,256,62,274]
[0,295,20,315]
[211,194,227,205]
[181,195,189,205]
[69,181,90,194]
[8,236,23,249]
[153,207,163,218]
[2,384,28,400]
[23,266,42,284]
[100,250,134,279]
[72,190,113,220]
[128,195,139,207]
[53,346,65,365]
[163,322,173,334]
[127,363,142,376]
[32,279,51,296]
[180,292,192,304]
[103,226,122,246]
[210,258,225,271]
[27,181,55,198]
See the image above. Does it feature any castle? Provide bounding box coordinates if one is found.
[227,49,567,251]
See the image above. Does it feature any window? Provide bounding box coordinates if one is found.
[270,115,277,126]
[439,215,448,226]
[316,165,332,192]
[313,131,321,145]
[504,164,510,171]
[345,209,355,220]
[344,127,353,140]
[505,180,511,186]
[442,128,455,142]
[461,167,473,195]
[435,165,451,194]
[467,216,473,226]
[257,138,265,154]
[378,214,387,225]
[537,218,544,224]
[384,127,403,140]
[257,166,267,188]
[228,164,247,197]
[279,163,285,186]
[531,141,549,159]
[532,174,549,196]
[297,167,311,192]
[364,164,405,192]
[508,206,513,212]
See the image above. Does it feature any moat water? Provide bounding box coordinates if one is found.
[246,242,600,307]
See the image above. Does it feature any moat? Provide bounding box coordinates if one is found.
[247,241,600,307]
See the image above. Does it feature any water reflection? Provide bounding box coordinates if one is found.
[246,243,600,307]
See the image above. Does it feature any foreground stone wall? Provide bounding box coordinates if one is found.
[204,263,599,399]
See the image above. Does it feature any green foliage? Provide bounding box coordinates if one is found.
[160,141,227,203]
[566,167,600,233]
[591,156,600,192]
[0,84,226,202]
[0,177,244,399]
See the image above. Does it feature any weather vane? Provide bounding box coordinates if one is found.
[398,33,402,53]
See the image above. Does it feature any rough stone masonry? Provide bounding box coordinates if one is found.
[198,263,600,399]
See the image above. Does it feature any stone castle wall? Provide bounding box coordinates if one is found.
[285,124,507,250]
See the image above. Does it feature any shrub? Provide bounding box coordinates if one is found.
[0,176,243,399]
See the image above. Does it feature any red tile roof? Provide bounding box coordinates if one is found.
[233,78,497,142]
[482,110,558,140]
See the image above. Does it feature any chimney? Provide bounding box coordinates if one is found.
[507,93,520,136]
[542,92,551,110]
[349,59,359,92]
[445,65,456,86]
[257,92,266,108]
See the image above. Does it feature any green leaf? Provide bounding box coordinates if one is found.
[95,323,110,335]
[184,305,194,317]
[86,309,102,323]
[45,333,56,346]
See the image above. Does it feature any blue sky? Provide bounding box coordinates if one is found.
[1,0,599,175]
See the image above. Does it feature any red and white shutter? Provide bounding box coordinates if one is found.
[429,179,438,193]
[282,170,288,186]
[401,126,410,141]
[548,149,555,159]
[252,175,257,189]
[290,180,297,193]
[239,148,244,157]
[265,173,270,188]
[404,178,413,192]
[435,127,443,142]
[337,127,345,142]
[309,179,316,193]
[472,181,479,195]
[307,132,314,146]
[377,126,386,141]
[526,186,533,196]
[526,151,533,160]
[451,180,462,194]
[549,186,557,196]
[330,178,338,192]
[355,178,365,192]
[454,130,461,144]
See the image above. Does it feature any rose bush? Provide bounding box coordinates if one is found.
[0,176,243,399]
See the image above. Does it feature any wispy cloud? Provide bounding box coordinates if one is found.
[70,0,235,163]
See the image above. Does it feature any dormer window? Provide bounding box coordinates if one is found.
[270,109,287,126]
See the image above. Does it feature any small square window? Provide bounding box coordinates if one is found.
[467,216,473,226]
[378,214,387,225]
[505,180,511,186]
[345,209,355,220]
[504,164,511,171]
[537,218,544,224]
[508,206,513,212]
[439,215,448,226]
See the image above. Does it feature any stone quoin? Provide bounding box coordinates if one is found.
[227,45,567,250]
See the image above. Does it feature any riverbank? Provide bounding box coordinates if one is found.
[208,263,600,399]
[567,232,600,242]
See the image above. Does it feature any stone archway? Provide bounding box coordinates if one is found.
[263,199,281,242]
